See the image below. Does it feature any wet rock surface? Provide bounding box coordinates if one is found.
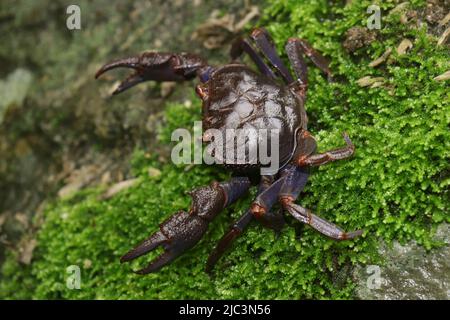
[354,224,449,300]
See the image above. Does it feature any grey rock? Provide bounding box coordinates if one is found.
[354,223,449,300]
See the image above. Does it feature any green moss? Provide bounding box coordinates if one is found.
[1,0,448,299]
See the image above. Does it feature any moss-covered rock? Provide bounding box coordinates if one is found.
[0,0,449,299]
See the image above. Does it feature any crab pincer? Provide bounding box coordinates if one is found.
[95,52,208,95]
[120,210,209,274]
[120,178,251,274]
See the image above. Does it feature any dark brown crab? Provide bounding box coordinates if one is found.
[95,28,362,275]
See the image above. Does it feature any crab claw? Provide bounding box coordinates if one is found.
[95,52,207,95]
[120,179,251,274]
[121,210,209,274]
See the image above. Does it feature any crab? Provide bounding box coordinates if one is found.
[95,28,362,275]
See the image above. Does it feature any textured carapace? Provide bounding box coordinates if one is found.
[199,64,302,172]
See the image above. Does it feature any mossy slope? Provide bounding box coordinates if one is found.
[1,0,449,299]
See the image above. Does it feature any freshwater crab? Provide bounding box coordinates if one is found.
[95,28,362,274]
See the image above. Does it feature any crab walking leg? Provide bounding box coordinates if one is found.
[284,203,363,240]
[95,52,209,95]
[206,175,285,273]
[249,28,294,84]
[285,37,332,79]
[285,39,308,90]
[297,132,355,167]
[205,209,252,273]
[120,177,251,275]
[278,164,309,199]
[230,37,278,80]
[249,175,287,231]
[278,166,362,240]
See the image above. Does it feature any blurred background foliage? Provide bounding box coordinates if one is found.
[0,0,448,299]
